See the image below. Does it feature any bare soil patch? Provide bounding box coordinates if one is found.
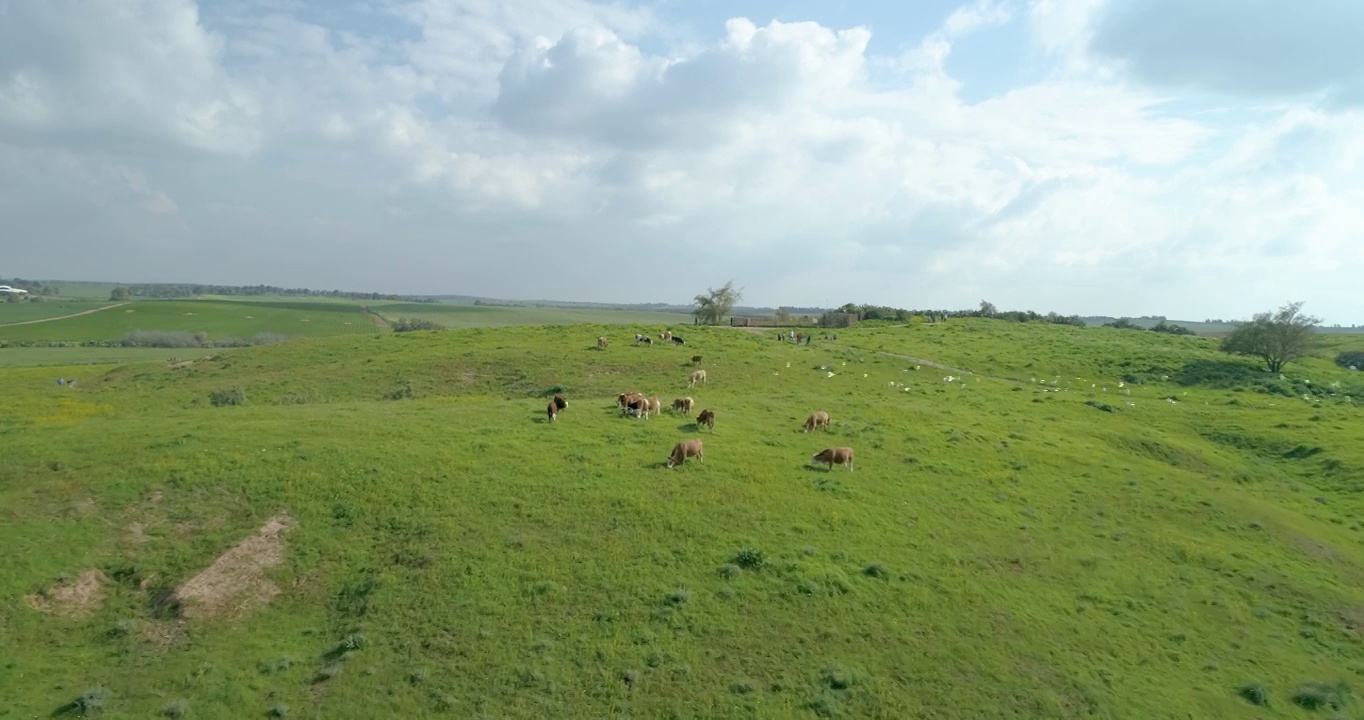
[172,513,297,619]
[24,569,106,617]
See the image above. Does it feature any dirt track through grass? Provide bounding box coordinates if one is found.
[0,302,127,327]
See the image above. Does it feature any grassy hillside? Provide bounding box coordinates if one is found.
[1,320,1361,719]
[0,299,381,343]
[375,302,694,329]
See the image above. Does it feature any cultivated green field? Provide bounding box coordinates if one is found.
[2,320,1361,719]
[376,302,694,329]
[0,300,119,326]
[0,347,191,368]
[0,299,381,343]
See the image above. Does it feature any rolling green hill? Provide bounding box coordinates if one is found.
[1,320,1361,718]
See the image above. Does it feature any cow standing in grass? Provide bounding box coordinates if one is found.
[811,447,854,471]
[688,369,707,388]
[666,439,704,468]
[695,409,715,432]
[672,397,694,414]
[803,411,830,433]
[597,336,608,349]
[547,394,568,422]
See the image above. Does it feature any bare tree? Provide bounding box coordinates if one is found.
[1220,301,1320,373]
[692,281,743,325]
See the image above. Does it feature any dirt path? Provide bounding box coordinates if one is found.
[366,309,390,329]
[0,302,130,328]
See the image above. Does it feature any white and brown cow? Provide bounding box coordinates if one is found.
[672,396,694,414]
[666,438,704,468]
[811,446,854,471]
[687,369,707,388]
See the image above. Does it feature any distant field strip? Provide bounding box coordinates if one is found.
[0,299,380,342]
[0,302,124,327]
[375,302,693,329]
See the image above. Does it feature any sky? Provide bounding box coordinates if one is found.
[1,0,1362,322]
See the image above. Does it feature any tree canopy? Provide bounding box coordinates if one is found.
[692,281,743,325]
[1220,301,1320,373]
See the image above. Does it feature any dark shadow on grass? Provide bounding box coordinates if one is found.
[1173,359,1272,388]
[678,423,698,432]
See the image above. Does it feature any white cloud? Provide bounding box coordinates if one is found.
[0,0,1361,322]
[0,0,261,155]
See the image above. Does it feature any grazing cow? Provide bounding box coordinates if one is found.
[687,369,707,388]
[803,410,831,433]
[695,409,715,432]
[547,394,568,422]
[672,397,694,414]
[618,392,645,415]
[691,355,703,365]
[660,330,673,342]
[671,335,685,345]
[646,396,662,418]
[666,438,704,468]
[597,336,608,349]
[811,447,854,471]
[624,396,649,418]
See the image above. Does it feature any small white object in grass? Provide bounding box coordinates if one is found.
[1118,382,1124,388]
[827,371,834,378]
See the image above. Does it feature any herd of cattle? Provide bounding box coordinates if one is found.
[552,331,856,471]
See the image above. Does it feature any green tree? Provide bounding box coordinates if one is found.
[692,281,742,325]
[1220,301,1320,373]
[110,287,132,301]
[774,306,792,324]
[978,300,998,317]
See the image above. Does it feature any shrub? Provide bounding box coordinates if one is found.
[1237,683,1269,706]
[163,699,189,717]
[251,332,291,345]
[717,563,742,579]
[863,563,889,579]
[1150,320,1196,336]
[62,687,108,714]
[208,387,246,407]
[391,317,444,332]
[1335,351,1364,370]
[733,547,765,570]
[1291,682,1349,711]
[123,330,201,348]
[1103,318,1143,330]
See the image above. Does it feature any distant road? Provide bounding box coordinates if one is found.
[0,302,129,328]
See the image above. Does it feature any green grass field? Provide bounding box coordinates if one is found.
[0,347,194,368]
[375,302,695,329]
[1,320,1361,718]
[0,300,119,326]
[0,299,381,343]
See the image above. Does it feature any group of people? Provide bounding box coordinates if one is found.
[777,330,832,345]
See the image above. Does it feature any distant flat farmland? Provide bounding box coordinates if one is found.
[0,299,381,342]
[0,347,187,368]
[376,302,693,328]
[0,300,119,326]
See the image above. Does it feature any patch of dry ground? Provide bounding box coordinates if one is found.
[172,513,297,619]
[24,569,106,617]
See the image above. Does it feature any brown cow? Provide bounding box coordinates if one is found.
[811,447,854,471]
[687,369,707,388]
[646,396,662,418]
[666,438,704,468]
[597,336,608,349]
[672,396,694,414]
[660,330,673,342]
[695,408,715,432]
[618,391,643,408]
[547,394,568,422]
[691,355,702,365]
[803,410,830,433]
